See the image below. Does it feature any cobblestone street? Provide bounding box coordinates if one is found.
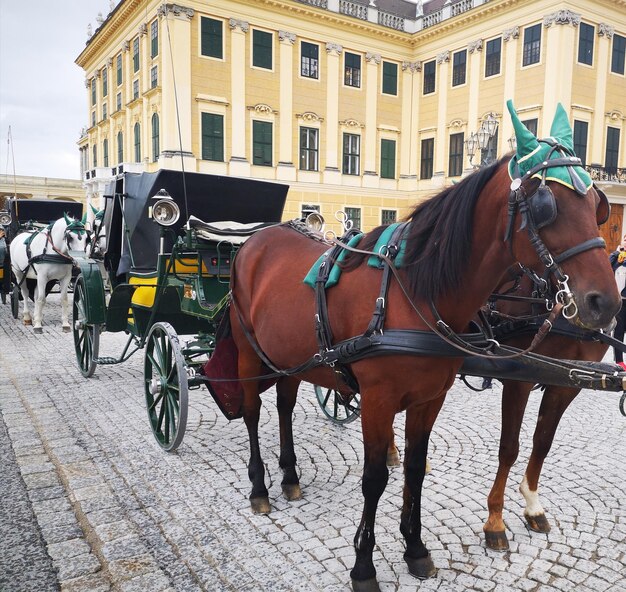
[1,294,625,591]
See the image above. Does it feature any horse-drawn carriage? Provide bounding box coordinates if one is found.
[70,102,626,590]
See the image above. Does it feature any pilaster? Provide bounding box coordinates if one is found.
[467,39,482,167]
[363,52,381,187]
[277,31,297,181]
[434,51,449,179]
[324,42,342,185]
[500,26,519,150]
[591,24,613,164]
[229,18,250,176]
[399,61,420,189]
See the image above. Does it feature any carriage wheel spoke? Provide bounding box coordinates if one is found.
[148,390,165,412]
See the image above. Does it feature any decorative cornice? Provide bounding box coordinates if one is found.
[543,9,581,28]
[138,23,148,36]
[278,30,296,44]
[606,109,624,121]
[296,111,324,122]
[247,103,277,115]
[402,60,421,72]
[339,118,364,129]
[503,26,519,42]
[366,52,381,65]
[122,41,130,52]
[599,23,615,38]
[468,39,483,53]
[157,4,194,19]
[229,18,249,33]
[106,57,113,68]
[448,119,466,129]
[326,42,343,56]
[436,50,449,64]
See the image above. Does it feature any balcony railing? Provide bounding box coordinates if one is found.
[378,11,405,31]
[586,165,626,184]
[339,0,368,21]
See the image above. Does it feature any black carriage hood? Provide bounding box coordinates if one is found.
[103,170,288,275]
[7,198,83,242]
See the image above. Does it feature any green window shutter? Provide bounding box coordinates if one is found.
[201,113,224,161]
[380,139,396,179]
[382,62,397,95]
[151,20,159,58]
[201,17,223,59]
[253,120,272,166]
[253,30,272,69]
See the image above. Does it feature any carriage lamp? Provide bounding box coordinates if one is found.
[149,188,180,227]
[304,211,325,232]
[0,210,11,226]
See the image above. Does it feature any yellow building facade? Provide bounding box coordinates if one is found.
[76,0,626,238]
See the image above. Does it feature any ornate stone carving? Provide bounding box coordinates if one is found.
[278,30,296,44]
[402,61,421,72]
[138,23,148,36]
[599,23,615,38]
[122,41,130,52]
[107,58,113,68]
[468,39,483,53]
[366,52,381,65]
[448,119,466,129]
[339,118,364,128]
[84,78,91,88]
[436,50,450,64]
[503,26,519,41]
[326,42,343,56]
[229,18,249,33]
[157,4,195,19]
[296,111,324,122]
[543,9,581,28]
[248,103,276,115]
[606,109,624,121]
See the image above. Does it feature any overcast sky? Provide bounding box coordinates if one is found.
[0,0,109,181]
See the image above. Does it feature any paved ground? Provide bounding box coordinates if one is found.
[0,294,625,591]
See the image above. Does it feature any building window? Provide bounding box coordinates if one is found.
[606,127,620,175]
[522,24,541,66]
[299,127,319,171]
[150,66,158,88]
[521,118,538,136]
[381,209,397,225]
[102,68,108,97]
[103,139,109,167]
[301,204,320,218]
[578,22,594,65]
[344,52,361,88]
[382,61,398,95]
[133,79,139,100]
[452,50,466,87]
[485,37,501,77]
[344,207,361,230]
[116,92,122,111]
[134,122,141,162]
[151,114,159,162]
[573,120,588,166]
[150,19,159,58]
[252,29,273,69]
[133,37,140,72]
[423,60,436,94]
[91,111,96,128]
[201,17,223,59]
[612,33,625,75]
[252,120,273,166]
[102,103,107,120]
[380,139,396,179]
[92,144,97,168]
[420,138,434,179]
[117,131,123,164]
[116,54,123,86]
[201,113,224,161]
[449,132,464,177]
[91,78,96,106]
[301,41,319,79]
[342,133,360,175]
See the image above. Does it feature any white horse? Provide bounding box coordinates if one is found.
[87,204,106,259]
[10,214,90,333]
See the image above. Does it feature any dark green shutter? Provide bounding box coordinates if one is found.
[253,30,272,69]
[201,113,224,161]
[201,17,223,59]
[253,121,272,166]
[382,62,397,95]
[380,139,395,179]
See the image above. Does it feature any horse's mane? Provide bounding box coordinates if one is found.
[342,156,508,302]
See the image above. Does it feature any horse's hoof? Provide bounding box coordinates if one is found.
[351,577,380,592]
[250,496,271,514]
[484,530,510,551]
[24,319,32,326]
[62,326,71,333]
[33,327,43,334]
[405,554,437,579]
[525,513,551,533]
[282,483,302,501]
[387,447,401,467]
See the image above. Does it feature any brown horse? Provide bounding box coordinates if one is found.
[228,141,618,589]
[482,269,611,551]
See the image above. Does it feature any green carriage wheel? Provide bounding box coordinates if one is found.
[72,276,100,378]
[314,385,361,425]
[11,285,19,319]
[144,322,189,452]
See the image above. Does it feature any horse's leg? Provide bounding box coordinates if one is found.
[58,272,72,332]
[32,274,47,333]
[483,380,531,551]
[401,398,444,580]
[387,429,401,467]
[520,387,578,533]
[15,272,32,325]
[350,397,395,592]
[276,376,302,501]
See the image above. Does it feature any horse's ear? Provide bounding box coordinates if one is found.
[549,103,575,152]
[507,99,540,159]
[64,213,71,224]
[81,213,88,225]
[91,204,98,215]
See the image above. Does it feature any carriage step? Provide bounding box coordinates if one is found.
[93,356,121,365]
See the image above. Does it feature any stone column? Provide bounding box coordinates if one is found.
[363,52,380,187]
[277,31,296,181]
[399,61,420,190]
[433,50,449,187]
[228,18,250,176]
[500,26,519,150]
[466,39,482,170]
[324,43,342,184]
[590,23,613,165]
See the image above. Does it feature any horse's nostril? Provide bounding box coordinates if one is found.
[584,291,618,323]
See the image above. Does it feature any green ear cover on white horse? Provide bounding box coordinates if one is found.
[63,213,71,224]
[81,213,88,225]
[91,204,98,215]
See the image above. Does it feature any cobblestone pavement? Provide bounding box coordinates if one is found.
[1,294,625,591]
